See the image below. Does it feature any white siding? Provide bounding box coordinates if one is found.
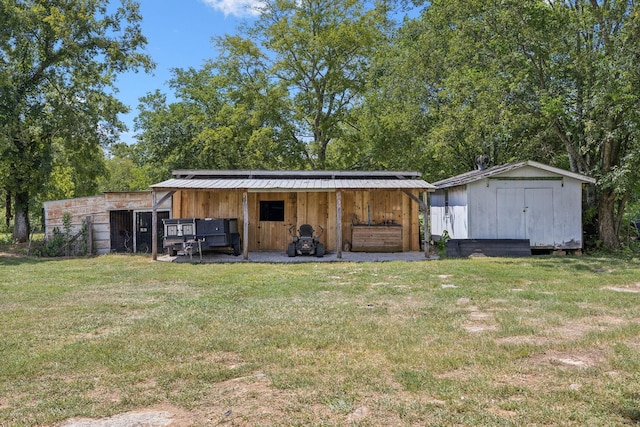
[430,187,468,239]
[466,172,584,248]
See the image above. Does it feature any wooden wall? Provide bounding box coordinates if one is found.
[172,189,422,252]
[43,191,171,255]
[342,190,419,251]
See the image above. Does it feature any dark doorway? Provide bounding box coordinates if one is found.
[110,210,134,253]
[136,211,169,253]
[111,210,169,253]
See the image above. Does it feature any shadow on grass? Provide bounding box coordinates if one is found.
[620,407,640,423]
[0,253,81,266]
[618,392,640,423]
[520,255,638,272]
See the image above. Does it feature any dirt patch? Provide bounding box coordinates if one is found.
[602,285,640,294]
[528,349,608,369]
[495,315,628,347]
[59,405,183,427]
[490,348,609,397]
[460,304,499,333]
[58,371,297,426]
[0,251,22,258]
[486,406,518,419]
[549,316,626,341]
[60,370,335,426]
[56,367,453,427]
[347,406,370,423]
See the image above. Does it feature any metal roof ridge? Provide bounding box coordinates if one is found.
[170,170,424,179]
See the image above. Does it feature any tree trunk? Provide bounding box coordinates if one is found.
[597,188,619,250]
[4,189,11,229]
[13,190,30,243]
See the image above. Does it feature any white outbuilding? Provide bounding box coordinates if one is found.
[430,161,596,254]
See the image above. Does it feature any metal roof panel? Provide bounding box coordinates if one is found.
[151,178,435,191]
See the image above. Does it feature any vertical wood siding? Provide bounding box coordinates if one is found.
[172,189,421,252]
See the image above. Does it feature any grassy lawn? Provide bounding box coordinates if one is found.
[1,254,639,426]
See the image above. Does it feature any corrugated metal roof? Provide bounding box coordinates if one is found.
[433,161,595,189]
[170,170,424,180]
[151,178,434,191]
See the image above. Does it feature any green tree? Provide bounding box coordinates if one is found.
[0,0,152,242]
[134,59,304,175]
[253,0,388,169]
[382,0,640,248]
[96,142,152,192]
[134,0,389,172]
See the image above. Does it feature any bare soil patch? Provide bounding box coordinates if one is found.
[59,406,179,427]
[59,371,299,426]
[528,348,608,369]
[495,315,628,346]
[602,284,640,293]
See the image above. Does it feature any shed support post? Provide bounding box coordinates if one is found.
[151,190,175,261]
[152,190,158,260]
[402,189,431,258]
[336,190,343,259]
[243,191,249,260]
[422,191,430,258]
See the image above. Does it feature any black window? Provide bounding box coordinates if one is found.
[260,200,285,221]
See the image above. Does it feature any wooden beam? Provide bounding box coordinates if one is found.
[336,190,343,258]
[401,189,427,210]
[422,191,430,258]
[152,190,175,261]
[243,191,249,260]
[153,190,175,209]
[152,190,158,260]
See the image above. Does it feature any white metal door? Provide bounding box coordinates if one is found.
[524,188,554,247]
[496,188,526,239]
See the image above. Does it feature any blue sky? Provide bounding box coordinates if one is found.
[115,0,263,144]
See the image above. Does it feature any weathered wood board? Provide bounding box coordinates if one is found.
[351,225,403,252]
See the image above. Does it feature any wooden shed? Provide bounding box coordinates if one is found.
[44,191,172,255]
[430,161,596,252]
[149,170,435,259]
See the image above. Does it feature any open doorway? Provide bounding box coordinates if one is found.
[135,210,169,253]
[110,210,169,253]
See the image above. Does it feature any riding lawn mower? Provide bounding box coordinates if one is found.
[287,224,325,257]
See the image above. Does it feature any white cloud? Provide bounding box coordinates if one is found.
[201,0,265,17]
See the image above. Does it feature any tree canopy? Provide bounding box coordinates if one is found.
[0,0,153,242]
[134,0,390,172]
[355,0,640,247]
[2,0,640,250]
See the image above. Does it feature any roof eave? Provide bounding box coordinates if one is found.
[433,161,596,189]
